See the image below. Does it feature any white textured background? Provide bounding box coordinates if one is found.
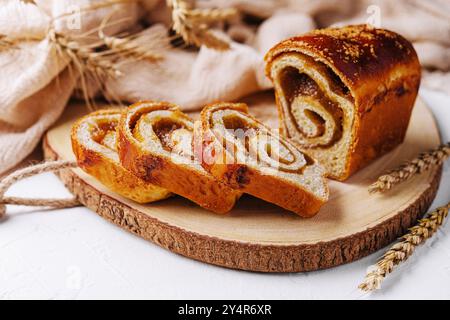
[0,89,449,300]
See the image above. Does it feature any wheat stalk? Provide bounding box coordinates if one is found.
[100,33,165,62]
[2,0,166,109]
[167,0,237,50]
[4,0,237,109]
[369,142,450,193]
[49,29,121,79]
[0,33,45,52]
[83,0,137,11]
[98,13,165,62]
[48,28,123,109]
[0,34,14,51]
[51,0,138,22]
[359,201,450,292]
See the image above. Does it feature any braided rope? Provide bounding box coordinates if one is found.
[0,161,80,218]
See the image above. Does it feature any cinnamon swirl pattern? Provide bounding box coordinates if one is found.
[198,103,328,218]
[118,101,241,214]
[71,109,172,203]
[265,25,421,180]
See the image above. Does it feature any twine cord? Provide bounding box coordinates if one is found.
[0,160,80,218]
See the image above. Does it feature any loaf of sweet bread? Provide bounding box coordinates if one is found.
[117,101,241,214]
[265,25,421,180]
[71,109,172,203]
[196,102,329,217]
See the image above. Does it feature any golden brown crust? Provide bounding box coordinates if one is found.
[71,109,172,203]
[117,101,241,214]
[265,24,421,113]
[265,25,421,180]
[198,102,329,218]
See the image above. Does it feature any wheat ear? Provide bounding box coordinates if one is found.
[369,142,450,193]
[359,201,450,292]
[0,34,14,51]
[167,0,237,50]
[49,29,121,79]
[98,13,164,62]
[48,28,122,109]
[1,33,51,52]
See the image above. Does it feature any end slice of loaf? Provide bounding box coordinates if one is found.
[71,109,172,203]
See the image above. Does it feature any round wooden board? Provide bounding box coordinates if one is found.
[43,94,442,273]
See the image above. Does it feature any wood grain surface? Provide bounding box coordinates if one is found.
[43,93,442,272]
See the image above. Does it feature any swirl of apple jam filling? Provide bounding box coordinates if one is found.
[276,54,354,150]
[198,102,328,217]
[76,112,121,160]
[71,109,172,203]
[206,104,309,173]
[118,102,242,214]
[132,109,195,162]
[270,52,355,179]
[280,67,346,148]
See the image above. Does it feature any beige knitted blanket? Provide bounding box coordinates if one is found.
[1,0,449,175]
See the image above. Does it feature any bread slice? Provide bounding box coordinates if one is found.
[71,109,172,203]
[197,102,329,217]
[117,101,241,214]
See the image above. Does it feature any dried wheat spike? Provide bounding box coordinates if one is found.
[167,0,237,50]
[0,33,45,51]
[49,29,122,79]
[98,13,165,63]
[359,202,450,292]
[369,142,450,193]
[0,34,15,51]
[102,35,164,62]
[48,29,123,109]
[81,0,139,13]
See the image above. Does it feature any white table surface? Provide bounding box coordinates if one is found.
[1,88,449,300]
